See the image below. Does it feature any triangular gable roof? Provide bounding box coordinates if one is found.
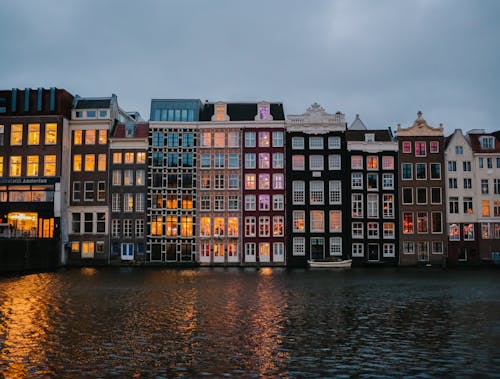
[396,111,444,137]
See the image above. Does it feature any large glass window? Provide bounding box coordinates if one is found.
[245,195,256,211]
[45,123,57,144]
[166,215,177,236]
[272,152,284,169]
[367,194,378,218]
[10,124,23,145]
[415,141,426,156]
[27,155,39,176]
[85,130,95,145]
[402,163,412,180]
[10,156,22,176]
[416,163,427,179]
[258,173,270,189]
[84,154,95,171]
[28,124,40,145]
[98,129,107,144]
[367,173,378,190]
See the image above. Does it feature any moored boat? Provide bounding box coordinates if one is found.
[308,259,352,269]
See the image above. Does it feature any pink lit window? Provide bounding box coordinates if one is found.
[430,141,439,153]
[415,141,426,156]
[402,141,411,153]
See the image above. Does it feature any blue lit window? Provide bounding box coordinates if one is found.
[167,133,178,147]
[182,133,194,147]
[152,132,164,146]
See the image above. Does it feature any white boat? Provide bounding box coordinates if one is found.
[308,259,352,269]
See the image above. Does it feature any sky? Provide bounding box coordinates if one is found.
[1,0,499,134]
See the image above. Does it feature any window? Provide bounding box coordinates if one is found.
[417,212,428,233]
[112,220,120,238]
[214,153,224,168]
[382,156,394,170]
[291,137,304,149]
[259,216,270,237]
[415,163,426,179]
[166,216,178,236]
[96,213,106,233]
[200,217,211,237]
[215,174,224,189]
[72,181,81,201]
[479,157,484,169]
[123,193,134,212]
[383,194,394,218]
[430,163,441,179]
[482,200,490,217]
[463,161,471,171]
[214,217,225,237]
[402,188,413,204]
[402,141,411,153]
[269,153,283,169]
[136,152,146,164]
[449,197,459,214]
[244,132,255,147]
[214,195,224,211]
[228,195,239,211]
[310,181,324,204]
[367,173,378,190]
[98,129,107,144]
[258,132,270,147]
[200,153,211,169]
[495,179,500,194]
[352,222,363,239]
[292,181,305,204]
[112,194,120,212]
[123,152,134,164]
[200,174,210,189]
[480,136,494,149]
[367,156,378,170]
[329,211,342,232]
[352,194,363,218]
[213,132,225,147]
[432,241,443,255]
[136,220,144,238]
[329,181,341,204]
[463,197,473,214]
[136,193,145,211]
[151,216,163,236]
[258,173,270,189]
[73,130,83,145]
[167,153,178,167]
[383,223,395,238]
[180,216,193,237]
[227,131,239,147]
[71,213,81,233]
[112,152,122,164]
[245,217,256,237]
[259,195,270,211]
[463,178,472,189]
[166,195,177,209]
[0,156,2,177]
[416,188,427,204]
[293,237,305,256]
[310,211,324,232]
[352,243,364,257]
[351,173,363,189]
[383,244,395,257]
[112,170,121,186]
[273,174,284,190]
[272,131,283,147]
[351,156,363,169]
[431,212,442,233]
[244,153,255,169]
[449,178,458,189]
[97,154,106,172]
[97,181,105,202]
[367,194,378,218]
[84,213,93,233]
[228,174,239,189]
[328,155,341,170]
[494,201,500,217]
[481,179,489,194]
[328,136,341,149]
[10,124,22,145]
[28,124,40,145]
[27,156,39,176]
[84,154,95,171]
[167,133,179,148]
[309,155,324,171]
[273,195,284,210]
[258,153,270,169]
[309,136,323,149]
[228,153,239,169]
[403,212,413,233]
[293,211,305,232]
[448,161,457,172]
[402,163,412,180]
[415,141,426,156]
[449,224,460,241]
[382,174,394,189]
[292,155,305,170]
[227,217,238,237]
[136,170,145,186]
[430,141,439,153]
[84,182,94,201]
[463,224,474,240]
[244,174,255,190]
[431,188,442,204]
[245,195,256,211]
[123,170,134,185]
[330,237,342,256]
[85,130,95,145]
[45,123,57,144]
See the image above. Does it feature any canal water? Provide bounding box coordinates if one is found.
[0,267,499,378]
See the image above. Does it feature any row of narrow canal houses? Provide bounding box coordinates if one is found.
[0,88,499,272]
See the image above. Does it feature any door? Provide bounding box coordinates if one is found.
[368,244,380,261]
[310,237,325,260]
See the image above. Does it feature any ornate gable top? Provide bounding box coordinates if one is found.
[396,111,444,137]
[286,102,346,132]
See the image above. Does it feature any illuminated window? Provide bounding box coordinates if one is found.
[81,242,95,258]
[27,155,39,176]
[258,173,270,189]
[123,170,134,185]
[259,216,270,237]
[136,152,146,164]
[258,105,269,120]
[200,217,211,237]
[43,155,57,176]
[10,124,23,145]
[258,195,270,211]
[45,123,57,144]
[417,212,428,233]
[351,156,363,169]
[258,132,270,147]
[215,105,226,121]
[367,156,378,170]
[383,223,395,238]
[273,216,284,236]
[123,193,134,212]
[245,217,256,237]
[113,152,122,164]
[329,210,342,232]
[98,129,107,144]
[227,217,238,237]
[151,216,163,236]
[181,216,193,237]
[482,200,490,217]
[85,130,95,144]
[74,130,82,145]
[382,156,394,170]
[293,211,305,232]
[258,153,270,169]
[98,154,106,171]
[245,174,256,189]
[0,156,3,177]
[402,141,411,153]
[228,131,239,147]
[214,217,224,236]
[84,154,95,171]
[383,194,394,218]
[403,212,413,233]
[214,132,225,147]
[166,215,177,236]
[124,152,134,164]
[292,155,305,170]
[415,141,426,156]
[10,156,22,176]
[28,124,40,145]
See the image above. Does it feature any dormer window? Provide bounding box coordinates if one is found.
[365,133,375,142]
[255,102,273,121]
[86,110,96,118]
[213,103,227,121]
[99,110,108,118]
[480,136,494,149]
[75,111,83,118]
[125,124,135,138]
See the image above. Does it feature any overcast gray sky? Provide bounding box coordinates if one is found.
[1,0,499,133]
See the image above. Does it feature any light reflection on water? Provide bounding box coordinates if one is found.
[0,267,499,378]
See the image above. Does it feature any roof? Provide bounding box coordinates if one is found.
[112,122,149,138]
[467,131,500,153]
[74,98,111,109]
[346,129,393,141]
[200,102,285,121]
[349,114,367,130]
